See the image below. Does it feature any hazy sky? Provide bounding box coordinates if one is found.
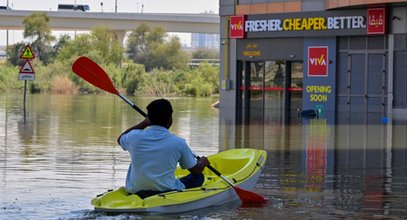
[0,0,219,46]
[3,0,219,13]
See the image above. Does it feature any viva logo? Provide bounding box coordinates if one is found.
[310,54,327,66]
[231,21,243,31]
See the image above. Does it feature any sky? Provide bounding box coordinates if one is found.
[0,0,219,46]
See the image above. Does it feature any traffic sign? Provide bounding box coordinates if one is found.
[18,60,35,81]
[20,45,35,59]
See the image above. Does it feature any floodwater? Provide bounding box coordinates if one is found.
[1,93,407,219]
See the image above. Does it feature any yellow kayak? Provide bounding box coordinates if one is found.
[91,148,267,213]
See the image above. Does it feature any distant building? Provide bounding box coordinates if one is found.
[191,33,220,49]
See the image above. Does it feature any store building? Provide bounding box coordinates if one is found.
[219,0,407,148]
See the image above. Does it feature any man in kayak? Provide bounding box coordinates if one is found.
[117,99,210,198]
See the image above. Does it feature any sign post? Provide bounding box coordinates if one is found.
[19,45,35,123]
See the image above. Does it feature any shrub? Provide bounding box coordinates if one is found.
[0,64,22,91]
[50,75,78,94]
[120,63,146,95]
[139,69,177,97]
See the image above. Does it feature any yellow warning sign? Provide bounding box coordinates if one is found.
[20,45,35,59]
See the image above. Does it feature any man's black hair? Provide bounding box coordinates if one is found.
[147,99,173,127]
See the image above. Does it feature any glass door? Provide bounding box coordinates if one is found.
[290,62,304,124]
[236,60,303,148]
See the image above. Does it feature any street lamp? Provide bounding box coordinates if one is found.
[115,0,117,13]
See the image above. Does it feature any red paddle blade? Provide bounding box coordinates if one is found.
[72,56,119,95]
[234,186,268,205]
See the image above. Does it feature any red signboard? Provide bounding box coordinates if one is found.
[230,15,245,39]
[308,46,328,77]
[367,8,386,35]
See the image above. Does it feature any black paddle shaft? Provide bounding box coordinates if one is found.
[195,155,221,176]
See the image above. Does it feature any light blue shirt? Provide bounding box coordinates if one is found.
[119,125,197,193]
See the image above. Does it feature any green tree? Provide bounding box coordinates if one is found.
[126,25,144,64]
[57,34,92,62]
[91,26,123,65]
[191,48,219,60]
[177,63,219,97]
[22,12,55,64]
[6,42,26,66]
[57,26,123,66]
[51,34,71,59]
[126,24,189,71]
[147,36,189,71]
[120,63,146,95]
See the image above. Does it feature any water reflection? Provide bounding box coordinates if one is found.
[0,94,219,219]
[1,94,407,219]
[255,116,407,218]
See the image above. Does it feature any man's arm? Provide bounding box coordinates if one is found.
[188,156,210,175]
[117,118,151,145]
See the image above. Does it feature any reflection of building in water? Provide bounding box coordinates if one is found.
[256,116,407,217]
[303,119,330,191]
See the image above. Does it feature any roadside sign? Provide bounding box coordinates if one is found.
[18,60,35,81]
[20,45,35,59]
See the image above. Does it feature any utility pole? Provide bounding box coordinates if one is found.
[115,0,117,13]
[6,0,9,58]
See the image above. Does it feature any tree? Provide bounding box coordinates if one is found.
[90,26,123,65]
[126,23,189,71]
[147,36,189,71]
[57,26,123,66]
[22,12,55,64]
[6,42,26,66]
[51,34,71,58]
[191,48,219,60]
[127,23,162,68]
[120,63,146,95]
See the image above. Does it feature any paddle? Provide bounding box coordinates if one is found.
[71,56,267,204]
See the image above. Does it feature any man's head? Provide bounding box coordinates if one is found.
[147,99,173,128]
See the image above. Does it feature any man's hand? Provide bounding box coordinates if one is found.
[117,118,151,145]
[189,156,210,175]
[197,156,210,167]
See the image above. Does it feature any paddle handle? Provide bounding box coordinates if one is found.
[118,94,147,118]
[195,155,236,187]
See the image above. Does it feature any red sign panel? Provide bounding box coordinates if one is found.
[308,46,328,77]
[367,8,386,35]
[230,16,245,39]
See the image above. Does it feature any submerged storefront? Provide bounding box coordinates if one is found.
[219,2,407,149]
